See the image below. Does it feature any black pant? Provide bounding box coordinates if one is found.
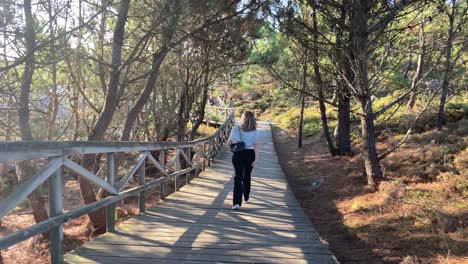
[232,149,255,206]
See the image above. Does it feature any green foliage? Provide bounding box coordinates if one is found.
[272,107,322,137]
[446,93,468,118]
[205,107,224,123]
[248,25,287,66]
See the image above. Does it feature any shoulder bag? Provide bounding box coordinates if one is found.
[230,126,246,152]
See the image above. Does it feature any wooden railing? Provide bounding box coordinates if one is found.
[0,112,235,263]
[205,106,235,120]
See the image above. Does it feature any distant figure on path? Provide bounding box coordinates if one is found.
[228,111,259,210]
[209,96,216,106]
[228,98,235,109]
[218,96,225,108]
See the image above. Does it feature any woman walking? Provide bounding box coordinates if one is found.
[228,111,259,210]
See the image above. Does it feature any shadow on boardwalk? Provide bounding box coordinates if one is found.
[65,123,338,264]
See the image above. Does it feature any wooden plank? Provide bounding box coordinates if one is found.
[80,241,329,254]
[64,123,338,264]
[65,253,337,264]
[83,233,324,244]
[74,244,333,258]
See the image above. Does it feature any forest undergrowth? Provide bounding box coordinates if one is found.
[271,110,467,264]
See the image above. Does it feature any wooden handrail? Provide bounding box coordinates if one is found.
[0,112,235,264]
[0,112,234,161]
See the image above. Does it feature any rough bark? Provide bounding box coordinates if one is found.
[337,94,351,154]
[359,102,382,186]
[335,0,352,155]
[47,0,59,140]
[437,2,456,130]
[407,21,426,110]
[16,0,50,237]
[120,1,180,141]
[351,0,383,186]
[298,93,305,148]
[298,48,307,148]
[189,46,211,140]
[80,0,130,233]
[97,0,108,95]
[120,48,168,141]
[177,64,191,142]
[311,2,337,156]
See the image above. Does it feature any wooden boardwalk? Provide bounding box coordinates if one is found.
[65,123,338,264]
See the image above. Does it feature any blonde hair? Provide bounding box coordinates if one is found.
[240,111,256,132]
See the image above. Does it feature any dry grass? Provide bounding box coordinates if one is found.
[0,176,164,264]
[272,119,467,264]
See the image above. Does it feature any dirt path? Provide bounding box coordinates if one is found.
[272,127,389,264]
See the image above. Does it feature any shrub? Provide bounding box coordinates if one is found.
[197,124,217,138]
[453,148,468,175]
[271,107,323,137]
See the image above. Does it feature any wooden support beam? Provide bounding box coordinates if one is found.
[0,177,166,250]
[63,159,117,194]
[0,111,235,255]
[116,152,147,191]
[138,159,145,214]
[106,153,116,233]
[160,150,166,201]
[48,167,64,264]
[0,158,63,219]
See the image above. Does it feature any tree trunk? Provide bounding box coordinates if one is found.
[298,48,307,148]
[120,0,180,141]
[97,0,108,95]
[16,0,50,238]
[47,0,59,140]
[403,54,413,80]
[190,47,211,140]
[177,65,190,142]
[359,102,382,186]
[335,0,352,155]
[437,3,456,130]
[16,161,50,240]
[311,2,337,155]
[298,93,305,148]
[351,0,383,186]
[120,49,168,141]
[337,94,351,155]
[407,21,425,110]
[81,0,130,233]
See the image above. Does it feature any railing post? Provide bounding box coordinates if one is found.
[174,149,180,191]
[106,153,116,233]
[195,145,201,178]
[160,150,166,200]
[48,165,63,264]
[186,148,191,185]
[138,158,146,214]
[207,142,211,167]
[202,145,206,171]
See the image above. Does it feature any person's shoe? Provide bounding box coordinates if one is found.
[244,199,249,204]
[232,204,240,210]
